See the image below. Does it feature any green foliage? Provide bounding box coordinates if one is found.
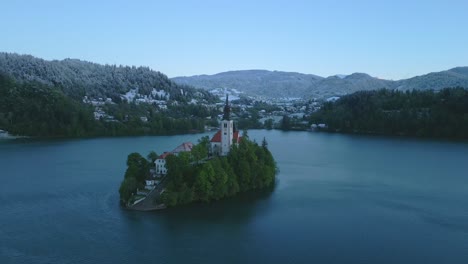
[125,153,149,183]
[161,134,277,207]
[279,115,308,131]
[0,73,97,137]
[100,102,211,136]
[310,88,468,139]
[119,152,150,203]
[264,119,274,130]
[147,151,159,164]
[119,177,138,204]
[191,136,210,162]
[0,73,215,137]
[194,162,215,202]
[280,115,291,130]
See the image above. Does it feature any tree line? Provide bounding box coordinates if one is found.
[0,73,218,137]
[309,88,468,139]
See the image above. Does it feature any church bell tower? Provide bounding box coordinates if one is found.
[220,95,234,156]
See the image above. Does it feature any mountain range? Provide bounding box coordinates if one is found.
[172,68,468,99]
[2,52,467,101]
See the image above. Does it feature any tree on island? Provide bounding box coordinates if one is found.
[119,152,149,204]
[118,132,277,207]
[190,136,210,163]
[160,133,277,207]
[147,151,158,164]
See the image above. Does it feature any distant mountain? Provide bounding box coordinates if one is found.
[395,67,468,91]
[0,52,216,103]
[311,73,393,98]
[173,68,468,99]
[173,70,324,99]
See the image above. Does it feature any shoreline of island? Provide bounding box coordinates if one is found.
[118,96,278,211]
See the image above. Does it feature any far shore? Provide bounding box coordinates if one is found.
[0,131,28,140]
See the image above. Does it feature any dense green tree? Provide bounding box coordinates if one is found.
[190,136,209,163]
[147,151,158,164]
[211,159,228,200]
[280,115,291,130]
[125,152,149,183]
[194,162,215,202]
[160,134,277,207]
[119,177,138,204]
[264,119,274,130]
[310,88,468,139]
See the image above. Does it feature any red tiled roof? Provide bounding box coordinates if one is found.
[210,130,242,143]
[158,151,172,159]
[157,142,194,160]
[172,142,193,153]
[233,131,241,143]
[210,130,222,142]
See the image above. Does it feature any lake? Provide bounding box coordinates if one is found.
[1,130,468,264]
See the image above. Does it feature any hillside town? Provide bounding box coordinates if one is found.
[82,87,332,132]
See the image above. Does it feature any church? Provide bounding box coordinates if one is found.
[210,95,241,156]
[153,95,240,177]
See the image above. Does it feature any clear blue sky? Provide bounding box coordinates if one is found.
[2,0,467,79]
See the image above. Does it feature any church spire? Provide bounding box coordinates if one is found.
[222,94,230,120]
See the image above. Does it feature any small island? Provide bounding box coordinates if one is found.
[119,96,277,210]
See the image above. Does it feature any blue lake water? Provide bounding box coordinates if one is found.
[1,130,468,263]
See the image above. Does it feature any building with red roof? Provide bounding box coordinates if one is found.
[155,142,194,175]
[154,96,241,175]
[210,95,241,156]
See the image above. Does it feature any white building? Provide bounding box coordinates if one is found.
[155,152,171,175]
[154,142,194,175]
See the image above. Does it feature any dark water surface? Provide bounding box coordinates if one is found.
[1,130,468,263]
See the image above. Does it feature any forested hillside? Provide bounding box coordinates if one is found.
[0,74,217,137]
[309,88,468,139]
[0,53,221,137]
[0,52,217,102]
[0,73,97,137]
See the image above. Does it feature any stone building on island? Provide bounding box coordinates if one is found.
[154,95,241,176]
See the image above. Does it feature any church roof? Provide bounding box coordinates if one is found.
[210,130,222,142]
[210,130,241,143]
[234,131,241,143]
